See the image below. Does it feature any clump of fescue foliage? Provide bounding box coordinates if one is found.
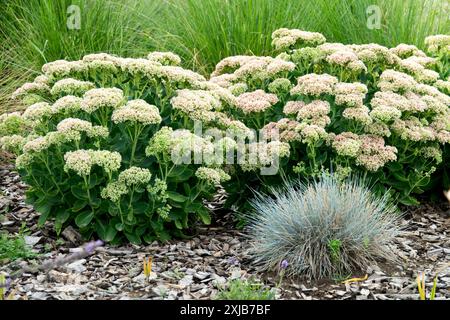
[247,175,401,280]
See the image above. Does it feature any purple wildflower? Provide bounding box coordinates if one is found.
[280,259,289,269]
[84,240,104,254]
[227,256,239,266]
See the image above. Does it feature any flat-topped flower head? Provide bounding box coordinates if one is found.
[147,51,181,66]
[265,58,296,76]
[297,100,330,120]
[229,82,248,96]
[211,55,254,77]
[51,96,83,114]
[268,78,292,95]
[414,84,450,105]
[236,90,279,114]
[22,102,52,121]
[64,149,122,176]
[81,88,125,113]
[378,70,417,93]
[291,73,338,97]
[370,91,425,113]
[350,43,400,66]
[391,118,436,142]
[262,119,302,142]
[56,118,92,133]
[356,135,397,171]
[342,106,372,126]
[425,34,450,54]
[42,59,86,77]
[111,99,161,125]
[403,56,437,68]
[325,50,359,66]
[159,66,206,84]
[12,82,50,101]
[146,127,214,161]
[332,132,361,158]
[370,106,402,123]
[82,53,119,63]
[171,89,221,121]
[297,123,328,144]
[0,135,26,153]
[64,149,94,176]
[195,167,230,185]
[434,80,450,94]
[50,78,95,97]
[283,101,305,116]
[390,44,426,59]
[101,181,128,203]
[118,58,161,76]
[118,166,152,186]
[271,28,326,51]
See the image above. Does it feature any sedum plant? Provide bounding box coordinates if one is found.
[246,174,401,280]
[208,29,450,207]
[1,29,449,243]
[0,52,235,244]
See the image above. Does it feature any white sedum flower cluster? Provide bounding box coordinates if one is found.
[111,100,162,125]
[64,149,121,176]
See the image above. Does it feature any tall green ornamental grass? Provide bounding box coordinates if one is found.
[152,0,450,74]
[0,0,162,112]
[0,0,448,112]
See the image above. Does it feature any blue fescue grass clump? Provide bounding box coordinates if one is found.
[247,175,401,280]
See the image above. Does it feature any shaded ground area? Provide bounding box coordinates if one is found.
[0,163,449,300]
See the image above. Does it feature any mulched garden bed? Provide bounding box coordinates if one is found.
[1,163,449,300]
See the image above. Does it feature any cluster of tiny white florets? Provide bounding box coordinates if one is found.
[145,126,215,162]
[211,56,295,84]
[290,73,338,97]
[117,58,161,76]
[239,140,291,171]
[42,59,87,77]
[378,70,417,93]
[80,88,125,113]
[235,90,279,114]
[334,82,368,107]
[332,132,362,158]
[391,118,437,142]
[64,149,121,176]
[295,100,331,127]
[349,43,400,66]
[323,48,367,73]
[268,78,292,95]
[271,28,326,51]
[50,78,95,97]
[424,34,450,54]
[262,119,302,143]
[434,80,450,94]
[210,56,253,77]
[22,102,52,121]
[147,51,182,66]
[0,135,26,153]
[100,181,128,203]
[390,44,426,59]
[332,133,397,171]
[171,89,221,122]
[12,81,51,101]
[195,167,230,185]
[229,82,248,96]
[111,99,162,125]
[118,166,152,186]
[296,123,328,144]
[56,118,109,139]
[398,59,439,84]
[51,96,83,115]
[421,146,443,164]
